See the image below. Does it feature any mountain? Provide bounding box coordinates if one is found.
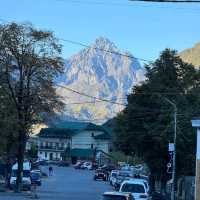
[56,37,145,123]
[180,42,200,67]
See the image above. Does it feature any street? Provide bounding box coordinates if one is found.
[0,166,112,200]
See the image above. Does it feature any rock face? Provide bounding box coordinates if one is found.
[180,42,200,67]
[57,37,145,123]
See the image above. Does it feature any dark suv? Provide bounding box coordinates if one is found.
[30,171,41,186]
[94,169,107,181]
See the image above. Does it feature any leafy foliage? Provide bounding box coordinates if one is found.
[0,86,18,156]
[0,22,64,191]
[114,49,200,178]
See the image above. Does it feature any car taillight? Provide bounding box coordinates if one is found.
[140,194,148,198]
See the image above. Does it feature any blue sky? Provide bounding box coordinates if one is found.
[1,0,200,62]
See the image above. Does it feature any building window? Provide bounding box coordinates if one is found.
[91,144,94,149]
[91,132,94,137]
[40,152,42,154]
[45,152,47,158]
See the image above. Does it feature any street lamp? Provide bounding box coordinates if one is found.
[164,98,177,200]
[191,119,200,200]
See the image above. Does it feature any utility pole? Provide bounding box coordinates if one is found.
[164,98,177,200]
[191,119,200,200]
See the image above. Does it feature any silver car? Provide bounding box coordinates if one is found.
[102,192,135,200]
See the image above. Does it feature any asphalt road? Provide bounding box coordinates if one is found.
[0,166,112,200]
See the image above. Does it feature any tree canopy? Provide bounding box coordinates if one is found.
[114,49,200,178]
[0,22,64,191]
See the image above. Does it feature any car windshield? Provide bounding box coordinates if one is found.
[112,173,117,178]
[121,183,145,193]
[117,176,125,180]
[12,170,30,178]
[103,195,127,200]
[31,172,40,179]
[119,172,131,177]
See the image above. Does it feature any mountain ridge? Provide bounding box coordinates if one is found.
[180,42,200,67]
[56,37,145,123]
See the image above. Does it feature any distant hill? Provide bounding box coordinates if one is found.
[180,42,200,67]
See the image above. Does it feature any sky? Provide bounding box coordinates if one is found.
[0,0,200,63]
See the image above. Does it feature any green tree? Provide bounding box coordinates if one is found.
[115,49,200,184]
[0,86,18,157]
[0,22,64,191]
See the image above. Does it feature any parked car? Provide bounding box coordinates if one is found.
[102,191,135,200]
[74,161,84,169]
[81,162,93,170]
[30,170,42,186]
[119,179,149,200]
[113,171,133,190]
[101,164,116,172]
[58,161,70,167]
[41,171,48,178]
[94,169,107,181]
[142,179,149,193]
[114,175,131,191]
[10,161,31,191]
[129,178,149,193]
[109,170,119,186]
[0,175,6,192]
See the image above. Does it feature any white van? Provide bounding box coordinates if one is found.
[120,179,148,200]
[10,161,31,190]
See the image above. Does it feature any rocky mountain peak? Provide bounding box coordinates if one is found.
[57,37,145,123]
[91,37,118,51]
[180,42,200,67]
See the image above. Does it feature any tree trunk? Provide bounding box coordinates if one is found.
[5,140,13,188]
[15,130,26,193]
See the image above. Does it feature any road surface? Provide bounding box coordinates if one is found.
[0,166,112,200]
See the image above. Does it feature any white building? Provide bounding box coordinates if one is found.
[37,122,112,163]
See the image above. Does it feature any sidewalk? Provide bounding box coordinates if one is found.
[0,190,36,199]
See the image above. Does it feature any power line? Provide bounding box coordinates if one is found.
[56,0,134,6]
[63,101,101,105]
[54,0,200,13]
[57,84,127,106]
[57,83,199,106]
[129,0,200,3]
[0,18,153,63]
[60,38,151,63]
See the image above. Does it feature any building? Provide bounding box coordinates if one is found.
[37,121,112,163]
